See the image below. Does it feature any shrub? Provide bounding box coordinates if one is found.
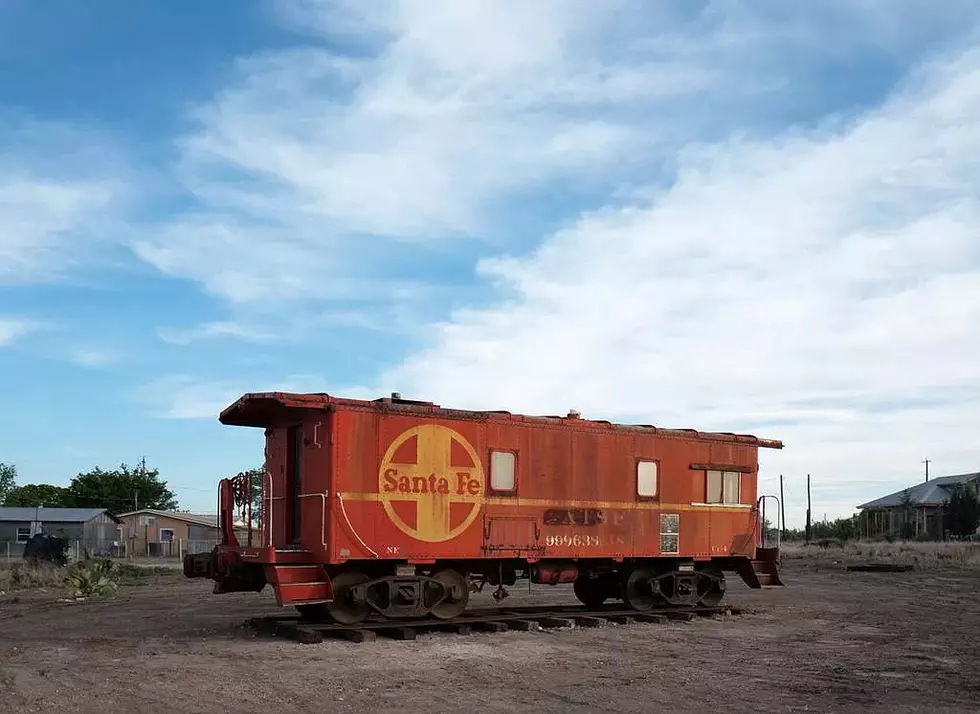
[0,562,67,591]
[781,540,980,570]
[65,559,118,599]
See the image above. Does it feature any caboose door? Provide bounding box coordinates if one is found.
[286,424,303,544]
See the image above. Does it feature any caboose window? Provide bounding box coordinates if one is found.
[637,460,658,497]
[706,470,741,504]
[490,450,516,491]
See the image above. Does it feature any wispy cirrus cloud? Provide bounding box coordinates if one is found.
[133,373,376,420]
[0,317,45,346]
[157,320,278,345]
[131,1,980,526]
[132,0,799,307]
[67,346,123,369]
[362,40,980,523]
[0,118,132,285]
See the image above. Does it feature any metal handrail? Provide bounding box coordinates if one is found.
[263,470,274,547]
[297,492,328,549]
[757,494,782,550]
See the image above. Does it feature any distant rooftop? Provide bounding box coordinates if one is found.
[0,507,115,523]
[857,472,980,510]
[116,508,245,528]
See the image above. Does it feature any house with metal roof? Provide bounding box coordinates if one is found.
[856,471,980,540]
[0,506,121,557]
[115,508,249,556]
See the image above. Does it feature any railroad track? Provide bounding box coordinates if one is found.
[246,603,749,644]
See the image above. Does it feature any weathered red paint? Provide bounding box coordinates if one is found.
[195,392,784,610]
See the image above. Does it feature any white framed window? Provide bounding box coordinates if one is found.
[490,450,516,492]
[139,515,155,526]
[159,528,175,542]
[637,460,658,497]
[16,527,31,543]
[706,470,741,504]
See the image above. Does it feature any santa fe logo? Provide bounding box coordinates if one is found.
[379,424,485,543]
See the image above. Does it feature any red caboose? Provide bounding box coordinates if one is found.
[185,392,785,623]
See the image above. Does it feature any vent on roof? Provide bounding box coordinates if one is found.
[374,393,437,407]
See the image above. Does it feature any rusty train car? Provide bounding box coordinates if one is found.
[184,392,785,624]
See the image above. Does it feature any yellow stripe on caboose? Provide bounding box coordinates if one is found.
[341,492,752,512]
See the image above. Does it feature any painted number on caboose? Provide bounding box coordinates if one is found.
[544,534,626,547]
[545,534,600,547]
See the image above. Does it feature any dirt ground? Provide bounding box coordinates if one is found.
[2,559,979,713]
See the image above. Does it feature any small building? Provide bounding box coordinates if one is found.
[0,507,121,557]
[115,508,249,556]
[856,471,980,540]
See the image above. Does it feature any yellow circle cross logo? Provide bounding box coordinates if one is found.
[379,424,485,543]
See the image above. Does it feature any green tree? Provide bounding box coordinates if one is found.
[0,462,16,503]
[944,483,980,538]
[4,483,71,507]
[245,466,265,526]
[66,463,178,512]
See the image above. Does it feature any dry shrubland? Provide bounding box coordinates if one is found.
[0,559,177,596]
[0,561,68,592]
[781,539,980,570]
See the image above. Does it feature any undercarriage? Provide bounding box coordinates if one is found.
[296,559,732,625]
[185,545,777,625]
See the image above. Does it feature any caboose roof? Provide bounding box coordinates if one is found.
[219,391,783,449]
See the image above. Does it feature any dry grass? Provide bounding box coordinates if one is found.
[782,540,980,570]
[0,562,69,592]
[0,559,179,594]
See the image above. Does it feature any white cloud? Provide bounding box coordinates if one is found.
[0,317,44,346]
[158,321,278,345]
[132,2,980,526]
[134,374,376,420]
[358,43,980,526]
[68,347,121,369]
[134,0,817,304]
[0,119,130,284]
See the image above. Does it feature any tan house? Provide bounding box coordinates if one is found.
[116,509,249,557]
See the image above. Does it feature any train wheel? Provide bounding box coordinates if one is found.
[573,577,607,608]
[696,566,726,607]
[622,567,658,611]
[295,603,328,620]
[427,568,469,620]
[326,570,371,625]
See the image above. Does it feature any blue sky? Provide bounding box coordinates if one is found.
[2,1,980,525]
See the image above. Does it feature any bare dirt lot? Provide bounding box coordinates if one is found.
[2,558,979,713]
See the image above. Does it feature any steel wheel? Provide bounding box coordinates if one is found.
[573,577,607,608]
[622,567,658,611]
[295,603,328,620]
[427,568,469,620]
[326,570,371,625]
[696,566,726,607]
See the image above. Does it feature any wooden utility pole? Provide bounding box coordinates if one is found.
[805,474,812,544]
[136,455,147,510]
[779,474,786,538]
